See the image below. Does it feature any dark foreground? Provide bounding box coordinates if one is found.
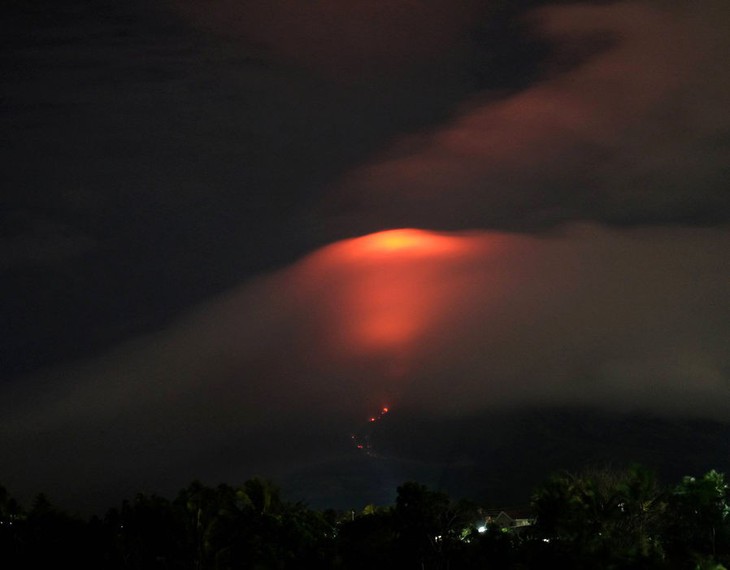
[1,465,728,569]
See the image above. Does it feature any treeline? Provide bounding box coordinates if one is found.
[1,466,728,569]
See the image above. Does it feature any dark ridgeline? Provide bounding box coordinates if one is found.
[280,406,730,513]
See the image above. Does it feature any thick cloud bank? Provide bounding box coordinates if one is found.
[2,223,728,507]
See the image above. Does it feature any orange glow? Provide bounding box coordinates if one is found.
[382,407,389,413]
[344,228,467,259]
[358,316,419,348]
[312,228,485,353]
[293,226,503,372]
[374,232,416,250]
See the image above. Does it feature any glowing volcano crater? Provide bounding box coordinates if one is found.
[324,229,476,352]
[342,228,467,258]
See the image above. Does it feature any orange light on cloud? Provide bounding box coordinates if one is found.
[338,228,469,259]
[368,230,426,251]
[317,228,483,354]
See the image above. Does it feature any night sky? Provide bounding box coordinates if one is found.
[2,0,729,514]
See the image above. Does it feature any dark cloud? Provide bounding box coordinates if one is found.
[0,210,97,268]
[323,0,730,234]
[170,0,487,78]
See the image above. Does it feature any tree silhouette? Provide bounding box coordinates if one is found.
[530,465,666,569]
[1,466,729,569]
[664,470,730,568]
